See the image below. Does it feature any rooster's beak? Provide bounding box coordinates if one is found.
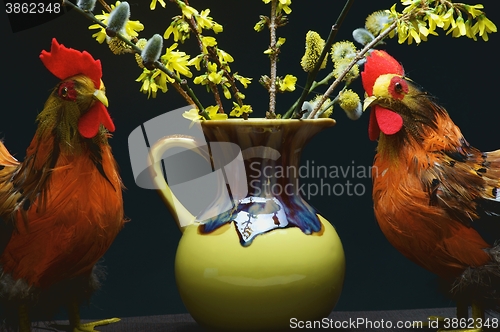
[363,95,378,111]
[93,79,109,107]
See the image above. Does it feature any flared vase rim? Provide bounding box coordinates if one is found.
[199,118,336,127]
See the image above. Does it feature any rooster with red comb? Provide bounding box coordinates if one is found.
[0,38,124,331]
[362,49,500,331]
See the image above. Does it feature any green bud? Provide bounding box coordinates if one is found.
[254,20,265,32]
[254,15,269,32]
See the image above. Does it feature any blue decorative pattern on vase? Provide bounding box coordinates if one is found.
[197,119,333,246]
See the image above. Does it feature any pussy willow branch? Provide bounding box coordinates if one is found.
[285,0,354,119]
[267,0,278,117]
[307,19,399,119]
[63,0,210,119]
[319,87,343,115]
[283,72,335,119]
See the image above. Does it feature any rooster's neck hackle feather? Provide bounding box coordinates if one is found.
[35,75,110,153]
[376,96,456,160]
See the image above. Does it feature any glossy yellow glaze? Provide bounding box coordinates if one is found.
[175,215,345,331]
[150,118,344,330]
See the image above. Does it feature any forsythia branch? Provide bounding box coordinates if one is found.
[63,0,210,119]
[267,0,278,118]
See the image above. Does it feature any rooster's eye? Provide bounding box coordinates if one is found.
[394,82,403,94]
[389,77,409,100]
[58,81,77,101]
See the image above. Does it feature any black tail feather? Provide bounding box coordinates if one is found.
[443,244,500,313]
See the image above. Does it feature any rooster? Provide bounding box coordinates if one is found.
[362,50,500,330]
[0,38,124,331]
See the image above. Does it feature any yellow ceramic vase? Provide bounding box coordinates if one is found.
[149,118,345,331]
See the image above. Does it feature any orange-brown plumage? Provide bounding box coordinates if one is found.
[363,50,500,311]
[0,39,124,330]
[0,136,123,288]
[373,111,491,280]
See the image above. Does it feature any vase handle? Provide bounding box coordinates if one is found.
[149,134,210,232]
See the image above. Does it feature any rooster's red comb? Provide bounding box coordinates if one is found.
[361,50,404,96]
[40,38,102,89]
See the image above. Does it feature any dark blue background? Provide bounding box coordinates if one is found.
[1,0,499,320]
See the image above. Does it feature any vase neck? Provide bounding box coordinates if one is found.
[196,120,334,246]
